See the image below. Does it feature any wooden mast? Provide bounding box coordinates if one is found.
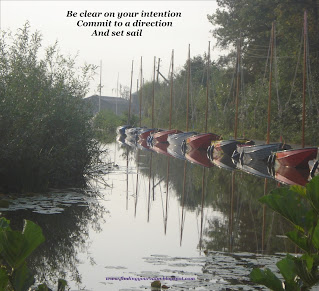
[186,44,190,132]
[205,42,210,133]
[99,60,102,112]
[139,57,143,127]
[128,60,134,124]
[169,50,174,130]
[181,44,191,245]
[152,57,156,128]
[302,11,307,148]
[266,22,275,145]
[234,39,241,139]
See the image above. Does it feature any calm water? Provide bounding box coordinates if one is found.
[0,141,296,290]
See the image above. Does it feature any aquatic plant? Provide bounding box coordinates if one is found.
[0,217,67,290]
[250,176,319,290]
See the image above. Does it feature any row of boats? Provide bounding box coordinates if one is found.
[117,125,319,187]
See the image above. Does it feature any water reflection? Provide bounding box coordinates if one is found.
[134,140,294,255]
[1,188,106,286]
[0,140,298,289]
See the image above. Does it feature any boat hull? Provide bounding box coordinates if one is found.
[139,128,156,140]
[212,139,254,158]
[116,125,132,135]
[274,147,318,168]
[153,129,183,143]
[274,165,310,186]
[234,143,291,163]
[186,133,221,151]
[167,132,197,147]
[185,149,213,168]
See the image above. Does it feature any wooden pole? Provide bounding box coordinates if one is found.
[139,57,143,127]
[205,42,210,133]
[267,23,275,145]
[186,44,191,132]
[99,60,102,112]
[157,58,161,83]
[169,50,174,130]
[302,11,307,148]
[128,60,134,124]
[152,57,156,128]
[234,39,241,139]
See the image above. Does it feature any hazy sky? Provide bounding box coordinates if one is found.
[1,1,222,97]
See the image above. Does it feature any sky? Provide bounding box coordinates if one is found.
[0,1,222,97]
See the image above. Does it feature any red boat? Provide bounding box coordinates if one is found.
[274,165,310,186]
[186,133,221,151]
[274,147,318,168]
[153,129,183,143]
[139,128,156,140]
[152,142,172,157]
[185,149,213,168]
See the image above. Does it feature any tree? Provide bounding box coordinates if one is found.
[0,23,99,192]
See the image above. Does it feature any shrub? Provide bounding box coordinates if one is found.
[0,23,99,192]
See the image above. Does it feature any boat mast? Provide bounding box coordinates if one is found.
[302,11,307,148]
[139,56,143,127]
[152,57,156,128]
[234,39,241,139]
[128,60,134,124]
[99,60,102,112]
[169,50,174,130]
[205,41,210,133]
[266,22,275,145]
[186,44,190,132]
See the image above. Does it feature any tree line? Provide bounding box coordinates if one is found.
[137,1,319,146]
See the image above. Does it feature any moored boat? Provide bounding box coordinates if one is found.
[211,154,236,171]
[138,128,157,140]
[116,125,132,135]
[271,147,318,168]
[152,142,172,157]
[167,131,197,147]
[234,159,273,179]
[273,165,310,186]
[310,159,319,177]
[210,139,254,158]
[153,129,183,143]
[167,144,186,160]
[185,133,221,151]
[185,148,213,168]
[233,143,291,163]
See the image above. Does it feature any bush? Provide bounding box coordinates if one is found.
[0,23,99,192]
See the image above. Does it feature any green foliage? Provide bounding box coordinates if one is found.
[205,1,319,144]
[93,109,122,132]
[0,23,99,192]
[251,176,319,290]
[0,217,68,291]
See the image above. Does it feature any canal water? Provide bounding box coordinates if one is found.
[0,141,296,290]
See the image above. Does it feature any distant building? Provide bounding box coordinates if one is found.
[84,94,139,116]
